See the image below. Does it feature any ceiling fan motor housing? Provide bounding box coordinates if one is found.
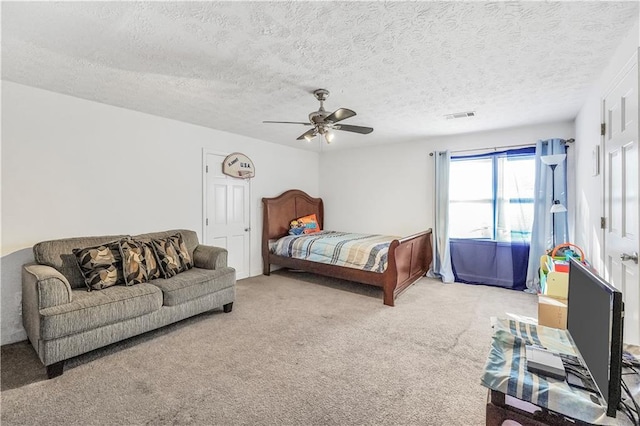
[309,110,329,124]
[310,89,330,124]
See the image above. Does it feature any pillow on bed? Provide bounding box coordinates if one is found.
[289,214,320,235]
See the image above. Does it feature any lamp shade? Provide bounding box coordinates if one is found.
[541,154,567,166]
[550,200,567,213]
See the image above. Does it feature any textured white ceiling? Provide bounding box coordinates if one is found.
[2,1,639,152]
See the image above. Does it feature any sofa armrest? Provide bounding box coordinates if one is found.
[193,245,228,270]
[23,264,73,309]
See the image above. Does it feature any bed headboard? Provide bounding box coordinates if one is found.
[262,189,324,242]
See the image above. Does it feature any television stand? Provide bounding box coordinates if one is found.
[481,318,609,425]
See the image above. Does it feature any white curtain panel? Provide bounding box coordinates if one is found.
[525,139,569,292]
[427,150,455,283]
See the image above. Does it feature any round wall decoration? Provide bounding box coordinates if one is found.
[222,152,255,179]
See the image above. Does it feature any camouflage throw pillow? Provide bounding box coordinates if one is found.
[152,237,181,278]
[119,238,148,286]
[140,240,162,280]
[169,233,193,272]
[73,240,125,291]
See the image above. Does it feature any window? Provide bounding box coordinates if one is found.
[449,147,536,241]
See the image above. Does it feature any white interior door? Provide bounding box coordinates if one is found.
[603,53,639,345]
[205,153,250,279]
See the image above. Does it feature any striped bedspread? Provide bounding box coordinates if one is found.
[270,231,396,273]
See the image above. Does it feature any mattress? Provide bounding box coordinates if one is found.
[269,230,395,273]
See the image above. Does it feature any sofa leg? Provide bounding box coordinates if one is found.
[223,302,233,313]
[46,361,64,379]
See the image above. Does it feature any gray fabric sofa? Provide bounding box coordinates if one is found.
[22,229,236,378]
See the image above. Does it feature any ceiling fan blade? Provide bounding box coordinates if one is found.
[296,128,318,141]
[324,108,356,123]
[333,124,374,134]
[263,121,312,125]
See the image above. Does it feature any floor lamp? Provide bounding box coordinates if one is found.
[541,154,567,248]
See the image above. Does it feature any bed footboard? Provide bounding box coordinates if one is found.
[382,229,433,306]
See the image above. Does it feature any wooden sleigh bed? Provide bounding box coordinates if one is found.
[261,189,433,306]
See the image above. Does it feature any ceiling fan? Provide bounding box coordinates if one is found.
[263,89,374,144]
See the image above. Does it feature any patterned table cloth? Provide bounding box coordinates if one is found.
[481,317,612,425]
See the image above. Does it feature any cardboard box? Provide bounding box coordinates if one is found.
[538,295,567,329]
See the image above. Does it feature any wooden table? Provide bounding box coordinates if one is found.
[482,318,610,425]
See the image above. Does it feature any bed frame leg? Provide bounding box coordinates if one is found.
[383,289,395,307]
[263,261,270,276]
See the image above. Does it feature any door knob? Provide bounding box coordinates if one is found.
[244,228,251,232]
[620,252,639,264]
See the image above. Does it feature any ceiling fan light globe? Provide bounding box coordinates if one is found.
[324,130,335,144]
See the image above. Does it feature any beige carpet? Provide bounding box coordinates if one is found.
[1,270,540,425]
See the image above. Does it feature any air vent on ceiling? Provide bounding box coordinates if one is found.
[445,111,476,120]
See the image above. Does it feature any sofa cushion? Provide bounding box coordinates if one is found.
[33,234,127,289]
[119,238,149,285]
[38,283,163,340]
[151,266,236,306]
[73,240,126,291]
[141,240,162,280]
[152,237,182,278]
[133,230,199,259]
[169,233,193,272]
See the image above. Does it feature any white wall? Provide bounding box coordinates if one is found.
[319,121,574,237]
[574,21,639,273]
[1,81,319,345]
[4,15,636,345]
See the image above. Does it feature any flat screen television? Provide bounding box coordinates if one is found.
[567,258,624,418]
